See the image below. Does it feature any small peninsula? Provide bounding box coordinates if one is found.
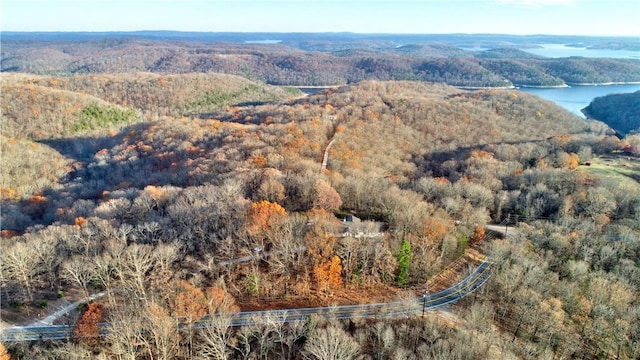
[582,90,640,136]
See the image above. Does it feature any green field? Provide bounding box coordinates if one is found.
[581,153,640,190]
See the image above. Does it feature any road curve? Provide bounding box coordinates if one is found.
[0,259,491,342]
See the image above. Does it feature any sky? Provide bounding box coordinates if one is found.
[1,0,639,37]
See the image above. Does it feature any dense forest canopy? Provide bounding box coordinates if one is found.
[1,32,639,359]
[583,91,640,136]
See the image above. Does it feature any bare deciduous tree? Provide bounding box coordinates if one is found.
[106,306,144,360]
[1,240,39,302]
[31,231,61,291]
[144,303,181,360]
[116,243,157,304]
[304,324,361,360]
[198,314,232,360]
[62,255,94,299]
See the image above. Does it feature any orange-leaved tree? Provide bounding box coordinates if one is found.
[470,224,486,246]
[422,217,447,243]
[0,342,10,360]
[245,200,287,238]
[169,281,240,322]
[74,216,88,227]
[307,232,338,265]
[314,255,343,294]
[170,281,208,323]
[205,286,240,314]
[304,209,344,295]
[562,152,580,170]
[74,302,104,346]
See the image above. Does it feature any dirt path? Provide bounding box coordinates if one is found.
[26,292,106,326]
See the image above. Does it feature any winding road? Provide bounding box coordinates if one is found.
[0,259,491,342]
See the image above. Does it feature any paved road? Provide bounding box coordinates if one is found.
[484,224,517,237]
[0,259,491,342]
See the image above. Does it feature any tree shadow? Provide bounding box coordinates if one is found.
[40,123,218,192]
[39,132,127,163]
[415,138,549,178]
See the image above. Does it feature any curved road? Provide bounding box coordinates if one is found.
[0,259,491,342]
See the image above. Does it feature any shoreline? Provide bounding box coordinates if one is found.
[566,81,640,86]
[515,81,640,89]
[283,81,640,91]
[516,84,569,89]
[456,85,516,90]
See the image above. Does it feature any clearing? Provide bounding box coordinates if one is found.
[580,152,640,190]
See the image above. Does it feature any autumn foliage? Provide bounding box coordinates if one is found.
[314,255,344,293]
[245,200,287,237]
[565,152,580,170]
[74,217,88,227]
[205,286,240,314]
[74,302,104,346]
[0,343,9,360]
[2,69,639,359]
[470,225,486,246]
[170,281,208,322]
[422,217,447,242]
[169,281,240,322]
[306,218,340,263]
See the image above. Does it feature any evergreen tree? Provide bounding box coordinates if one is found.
[396,240,412,286]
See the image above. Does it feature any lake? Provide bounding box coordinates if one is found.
[518,84,640,118]
[487,43,640,117]
[244,39,282,44]
[461,43,640,59]
[523,44,640,59]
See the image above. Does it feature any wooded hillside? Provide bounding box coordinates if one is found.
[583,90,640,136]
[1,74,639,359]
[3,38,640,87]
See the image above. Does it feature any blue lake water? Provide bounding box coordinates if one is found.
[523,44,640,59]
[488,43,640,117]
[518,84,640,118]
[244,40,282,44]
[461,43,640,59]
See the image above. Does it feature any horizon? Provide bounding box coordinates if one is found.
[1,30,639,38]
[2,1,640,37]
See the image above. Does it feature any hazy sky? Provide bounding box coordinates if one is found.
[2,0,639,36]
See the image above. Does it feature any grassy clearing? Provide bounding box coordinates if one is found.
[580,152,640,190]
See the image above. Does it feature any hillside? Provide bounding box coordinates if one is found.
[477,59,566,86]
[1,80,141,140]
[2,72,301,119]
[0,135,72,201]
[1,76,639,359]
[0,72,300,199]
[540,58,640,84]
[583,90,640,136]
[473,47,546,59]
[3,37,640,87]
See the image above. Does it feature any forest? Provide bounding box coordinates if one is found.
[2,30,640,359]
[2,35,640,87]
[583,91,640,137]
[1,65,639,359]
